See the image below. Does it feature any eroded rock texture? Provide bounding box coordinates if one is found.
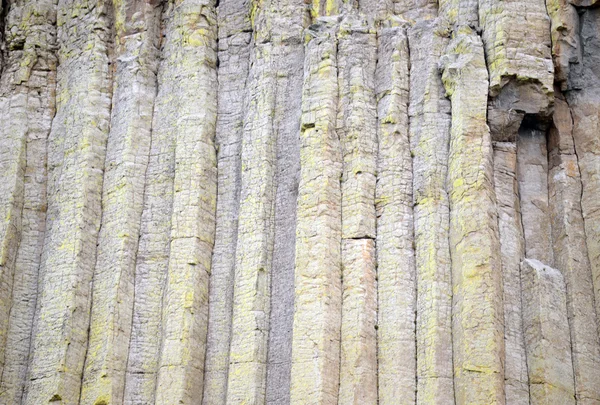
[0,0,599,404]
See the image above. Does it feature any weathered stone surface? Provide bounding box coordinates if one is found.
[517,127,554,266]
[409,19,454,405]
[394,0,437,21]
[479,0,554,140]
[0,0,57,401]
[23,0,112,401]
[336,17,378,405]
[375,25,416,405]
[202,1,251,404]
[290,19,342,405]
[566,7,600,340]
[153,1,218,403]
[0,1,599,404]
[79,0,161,403]
[521,259,575,405]
[441,27,505,405]
[548,95,600,405]
[265,4,306,404]
[493,142,529,405]
[545,0,579,88]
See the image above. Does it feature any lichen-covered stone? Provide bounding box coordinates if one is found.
[493,142,530,405]
[479,0,554,140]
[409,19,455,405]
[375,24,416,405]
[202,1,252,404]
[441,27,504,405]
[0,0,57,402]
[23,0,112,401]
[80,0,161,403]
[290,19,342,405]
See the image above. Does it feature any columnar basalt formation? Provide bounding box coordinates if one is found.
[1,1,600,404]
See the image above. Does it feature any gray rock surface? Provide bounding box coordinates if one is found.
[0,1,598,404]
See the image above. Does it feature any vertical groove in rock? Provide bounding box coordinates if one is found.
[202,1,252,403]
[517,127,554,266]
[0,0,57,401]
[521,259,575,404]
[153,0,218,403]
[265,2,306,403]
[492,142,529,405]
[290,19,342,405]
[566,7,600,343]
[23,0,113,400]
[548,95,600,404]
[408,20,454,405]
[122,2,178,402]
[441,28,504,405]
[309,0,355,18]
[337,15,378,405]
[375,24,416,405]
[225,1,277,402]
[479,0,554,141]
[80,0,161,402]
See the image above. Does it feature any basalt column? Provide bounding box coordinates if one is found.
[23,0,112,401]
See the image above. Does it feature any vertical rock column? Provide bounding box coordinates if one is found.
[202,1,252,403]
[290,20,343,405]
[23,0,113,401]
[545,0,579,88]
[265,1,307,403]
[493,142,529,405]
[521,259,575,405]
[337,16,378,405]
[408,20,454,405]
[375,25,416,405]
[153,0,218,403]
[225,1,278,402]
[566,7,600,342]
[441,28,504,404]
[479,0,554,140]
[80,0,161,403]
[548,96,600,404]
[123,2,178,402]
[0,0,57,402]
[517,127,554,265]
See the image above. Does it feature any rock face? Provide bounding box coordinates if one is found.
[0,0,599,404]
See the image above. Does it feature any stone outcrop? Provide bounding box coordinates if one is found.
[0,1,599,404]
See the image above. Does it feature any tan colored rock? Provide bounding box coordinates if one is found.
[441,27,505,405]
[409,19,454,405]
[545,0,580,88]
[493,142,529,405]
[375,25,416,405]
[521,259,575,405]
[290,19,342,405]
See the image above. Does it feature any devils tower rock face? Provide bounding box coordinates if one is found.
[1,0,600,404]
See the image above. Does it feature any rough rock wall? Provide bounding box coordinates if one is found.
[0,0,599,404]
